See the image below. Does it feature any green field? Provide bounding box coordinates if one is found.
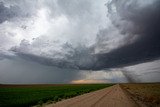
[0,84,113,107]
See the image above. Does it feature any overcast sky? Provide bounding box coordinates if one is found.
[0,0,160,84]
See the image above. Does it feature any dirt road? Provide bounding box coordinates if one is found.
[46,84,145,107]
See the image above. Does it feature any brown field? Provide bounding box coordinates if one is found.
[121,83,160,107]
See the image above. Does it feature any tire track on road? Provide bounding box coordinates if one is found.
[91,85,117,107]
[46,84,143,107]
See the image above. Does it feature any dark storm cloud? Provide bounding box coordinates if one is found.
[0,2,29,23]
[11,41,96,70]
[0,2,19,23]
[0,57,79,84]
[0,50,15,60]
[1,0,160,71]
[91,0,160,70]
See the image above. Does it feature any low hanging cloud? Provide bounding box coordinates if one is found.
[123,59,160,83]
[94,0,160,70]
[1,0,105,70]
[0,0,160,71]
[0,57,79,84]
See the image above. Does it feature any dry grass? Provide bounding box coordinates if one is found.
[121,83,160,107]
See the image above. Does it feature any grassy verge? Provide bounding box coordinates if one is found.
[0,84,113,107]
[121,83,160,107]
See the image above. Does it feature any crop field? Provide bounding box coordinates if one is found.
[121,83,160,107]
[0,84,113,107]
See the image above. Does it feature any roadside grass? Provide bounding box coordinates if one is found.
[121,83,160,107]
[0,84,113,107]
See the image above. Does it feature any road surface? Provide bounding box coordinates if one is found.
[45,84,146,107]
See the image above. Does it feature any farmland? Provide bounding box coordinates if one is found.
[0,84,113,107]
[45,83,160,107]
[121,83,160,107]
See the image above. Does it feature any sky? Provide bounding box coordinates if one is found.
[0,0,160,84]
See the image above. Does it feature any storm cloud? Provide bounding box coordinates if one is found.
[7,0,160,70]
[94,0,160,70]
[0,0,160,83]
